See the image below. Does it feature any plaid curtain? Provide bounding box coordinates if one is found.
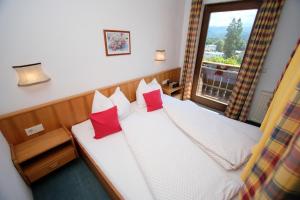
[225,0,285,121]
[240,82,300,199]
[181,0,203,100]
[254,128,300,199]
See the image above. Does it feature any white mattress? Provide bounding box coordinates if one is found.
[72,101,243,200]
[72,103,154,200]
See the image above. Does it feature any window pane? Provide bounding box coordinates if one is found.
[197,9,257,105]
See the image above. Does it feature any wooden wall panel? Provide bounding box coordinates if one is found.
[0,120,20,144]
[106,86,117,97]
[0,67,181,144]
[12,112,39,141]
[70,97,89,123]
[53,101,76,129]
[84,93,94,114]
[35,107,60,133]
[99,89,110,97]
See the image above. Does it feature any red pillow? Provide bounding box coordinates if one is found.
[90,106,122,139]
[143,89,163,112]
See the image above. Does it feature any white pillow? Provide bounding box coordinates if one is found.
[136,79,149,107]
[109,87,131,119]
[148,78,163,95]
[91,90,113,113]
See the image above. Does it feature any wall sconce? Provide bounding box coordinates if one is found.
[155,50,166,61]
[13,63,51,87]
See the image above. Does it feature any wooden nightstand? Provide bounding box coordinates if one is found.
[162,85,183,100]
[10,127,78,184]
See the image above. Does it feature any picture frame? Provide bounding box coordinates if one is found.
[103,30,131,56]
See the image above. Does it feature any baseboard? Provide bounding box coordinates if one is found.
[246,120,261,127]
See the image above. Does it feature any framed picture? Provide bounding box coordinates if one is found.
[103,30,131,56]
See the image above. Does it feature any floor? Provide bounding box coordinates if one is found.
[32,158,111,200]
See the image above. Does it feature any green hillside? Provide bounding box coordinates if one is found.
[207,25,252,40]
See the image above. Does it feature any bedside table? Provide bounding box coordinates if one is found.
[10,127,78,184]
[162,85,183,100]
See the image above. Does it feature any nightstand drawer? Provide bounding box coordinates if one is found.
[24,145,76,182]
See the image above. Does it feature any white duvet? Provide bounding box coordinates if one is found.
[163,95,261,170]
[121,108,242,200]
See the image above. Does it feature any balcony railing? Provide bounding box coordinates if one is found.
[196,61,239,104]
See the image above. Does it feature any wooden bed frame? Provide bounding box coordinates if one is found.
[75,137,124,199]
[0,67,181,199]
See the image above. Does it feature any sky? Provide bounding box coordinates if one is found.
[209,9,258,27]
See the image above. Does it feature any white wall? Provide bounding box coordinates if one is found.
[0,132,33,200]
[179,0,300,122]
[0,0,185,114]
[248,0,300,122]
[1,0,298,119]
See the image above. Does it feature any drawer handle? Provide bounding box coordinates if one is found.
[48,162,59,169]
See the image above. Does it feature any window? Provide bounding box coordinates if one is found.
[191,1,260,111]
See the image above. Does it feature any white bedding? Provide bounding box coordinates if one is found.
[163,95,261,170]
[121,106,243,200]
[72,119,154,200]
[72,101,245,200]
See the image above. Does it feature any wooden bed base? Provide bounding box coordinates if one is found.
[74,136,124,200]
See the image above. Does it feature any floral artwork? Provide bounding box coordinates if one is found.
[103,30,131,56]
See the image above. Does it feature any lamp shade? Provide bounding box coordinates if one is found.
[13,63,50,86]
[155,50,166,61]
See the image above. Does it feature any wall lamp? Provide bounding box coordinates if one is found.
[155,50,166,61]
[13,63,51,87]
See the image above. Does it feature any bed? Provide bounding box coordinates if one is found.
[163,95,262,170]
[72,98,261,200]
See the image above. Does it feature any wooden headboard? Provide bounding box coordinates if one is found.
[0,67,181,145]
